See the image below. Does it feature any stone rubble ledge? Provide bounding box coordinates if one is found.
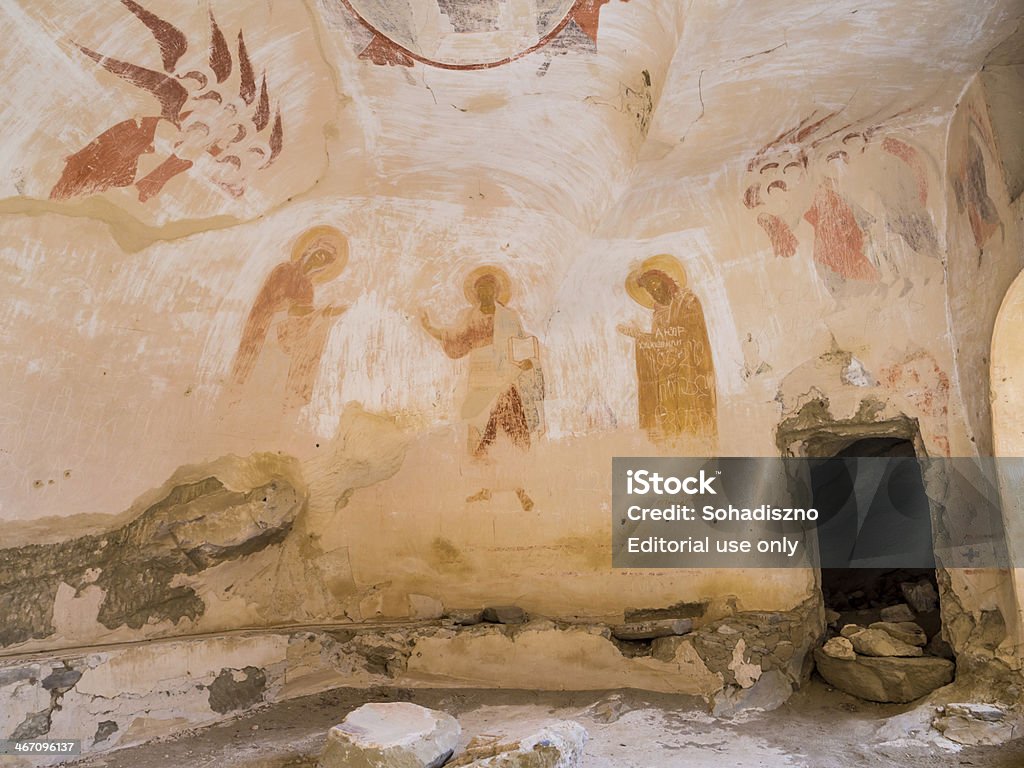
[611,618,693,640]
[448,721,588,768]
[932,702,1019,747]
[0,605,816,758]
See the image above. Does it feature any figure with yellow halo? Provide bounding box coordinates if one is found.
[617,254,718,444]
[229,225,349,410]
[420,265,544,511]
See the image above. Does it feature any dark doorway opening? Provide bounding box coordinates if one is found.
[811,437,951,659]
[812,437,934,570]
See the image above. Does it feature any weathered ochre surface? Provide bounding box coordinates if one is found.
[1,0,1023,716]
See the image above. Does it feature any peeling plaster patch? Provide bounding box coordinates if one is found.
[93,720,118,744]
[11,710,51,740]
[0,667,37,688]
[51,582,107,642]
[842,356,877,387]
[207,666,267,714]
[0,464,303,647]
[729,638,763,689]
[40,666,82,691]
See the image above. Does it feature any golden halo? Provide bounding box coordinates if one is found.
[625,254,688,309]
[463,264,512,304]
[290,225,349,285]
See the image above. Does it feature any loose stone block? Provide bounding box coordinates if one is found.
[848,628,923,658]
[839,624,863,639]
[879,604,916,623]
[711,670,793,717]
[452,721,587,767]
[821,637,856,661]
[481,606,526,625]
[900,580,939,614]
[933,704,1014,746]
[945,703,1007,722]
[869,621,927,647]
[320,702,461,768]
[611,618,692,640]
[814,649,954,703]
[447,609,484,626]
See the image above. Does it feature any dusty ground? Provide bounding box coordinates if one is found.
[68,680,1024,768]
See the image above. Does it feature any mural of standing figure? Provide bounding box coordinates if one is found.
[420,265,544,511]
[618,255,717,444]
[954,133,1002,250]
[228,225,348,411]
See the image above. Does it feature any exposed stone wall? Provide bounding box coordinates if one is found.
[0,472,302,647]
[0,601,820,757]
[945,74,1024,457]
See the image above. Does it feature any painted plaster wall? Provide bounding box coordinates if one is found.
[0,0,1021,666]
[990,198,1024,657]
[941,74,1024,670]
[946,74,1024,458]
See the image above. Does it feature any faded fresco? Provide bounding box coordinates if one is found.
[618,255,717,444]
[227,226,348,412]
[50,0,283,203]
[741,113,940,293]
[1,0,1021,724]
[952,115,1003,251]
[421,266,544,509]
[944,77,1019,459]
[332,0,627,68]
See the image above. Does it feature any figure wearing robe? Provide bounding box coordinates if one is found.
[435,303,544,456]
[632,289,717,441]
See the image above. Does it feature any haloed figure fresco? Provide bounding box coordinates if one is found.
[618,255,718,445]
[420,266,545,511]
[228,226,348,413]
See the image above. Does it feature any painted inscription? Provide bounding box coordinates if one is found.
[618,255,717,444]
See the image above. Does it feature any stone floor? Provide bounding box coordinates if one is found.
[66,680,1023,768]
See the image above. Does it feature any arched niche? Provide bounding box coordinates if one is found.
[991,266,1024,653]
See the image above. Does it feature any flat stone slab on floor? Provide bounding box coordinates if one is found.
[933,703,1017,747]
[60,684,1024,768]
[320,702,460,768]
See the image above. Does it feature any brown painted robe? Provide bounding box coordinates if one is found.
[634,291,717,441]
